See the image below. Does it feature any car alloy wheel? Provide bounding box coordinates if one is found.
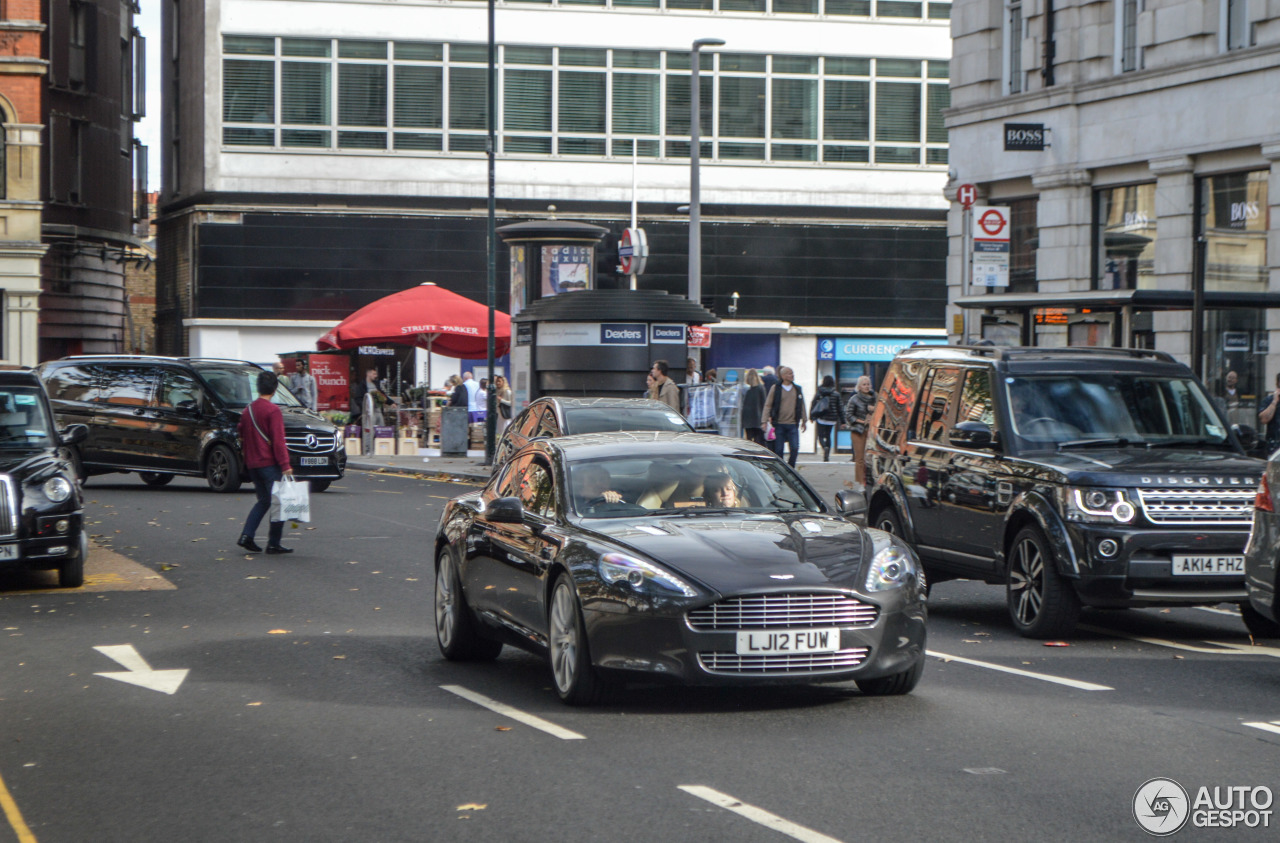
[548,573,611,705]
[1006,526,1080,639]
[204,445,240,493]
[435,556,458,653]
[435,550,501,661]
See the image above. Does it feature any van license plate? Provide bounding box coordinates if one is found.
[1171,555,1244,576]
[300,457,327,466]
[736,628,840,655]
[0,544,17,560]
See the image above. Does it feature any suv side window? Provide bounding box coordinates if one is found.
[914,367,961,442]
[957,368,997,428]
[158,370,202,410]
[43,364,101,403]
[99,365,158,407]
[872,359,916,450]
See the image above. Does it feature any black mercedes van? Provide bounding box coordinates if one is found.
[864,345,1265,638]
[37,356,345,493]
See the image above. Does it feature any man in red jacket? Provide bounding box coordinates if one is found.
[236,370,295,554]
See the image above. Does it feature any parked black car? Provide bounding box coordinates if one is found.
[37,356,345,493]
[1242,455,1280,637]
[493,397,693,469]
[864,345,1265,638]
[0,366,88,587]
[435,431,926,704]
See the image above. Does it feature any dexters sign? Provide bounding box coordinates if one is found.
[600,323,647,345]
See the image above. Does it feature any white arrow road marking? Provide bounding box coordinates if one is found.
[440,685,585,740]
[679,785,845,843]
[1243,721,1280,737]
[94,645,189,695]
[927,650,1113,691]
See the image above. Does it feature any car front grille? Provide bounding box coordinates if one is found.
[1135,488,1255,526]
[686,593,879,630]
[285,432,338,453]
[0,476,15,538]
[697,648,870,675]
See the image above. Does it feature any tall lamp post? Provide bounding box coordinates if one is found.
[688,37,724,307]
[484,0,497,466]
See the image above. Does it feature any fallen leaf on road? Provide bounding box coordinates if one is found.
[1043,641,1070,647]
[962,639,981,644]
[246,576,268,580]
[333,655,346,660]
[495,726,511,732]
[457,804,487,811]
[246,702,262,706]
[268,629,291,634]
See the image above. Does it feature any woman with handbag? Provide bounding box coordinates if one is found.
[740,368,767,447]
[236,370,295,555]
[810,375,844,462]
[494,375,513,436]
[845,375,876,484]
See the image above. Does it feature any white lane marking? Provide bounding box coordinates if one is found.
[679,785,845,843]
[1192,606,1241,617]
[927,650,1113,691]
[440,685,586,741]
[94,644,189,695]
[1243,721,1280,737]
[1078,624,1280,658]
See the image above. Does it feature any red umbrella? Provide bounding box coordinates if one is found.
[316,283,510,359]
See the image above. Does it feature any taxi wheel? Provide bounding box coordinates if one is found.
[1241,604,1280,639]
[58,534,86,589]
[1006,526,1081,639]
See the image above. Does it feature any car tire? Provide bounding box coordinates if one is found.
[138,472,174,487]
[435,550,502,661]
[204,445,241,493]
[309,479,331,493]
[548,572,612,706]
[1006,525,1081,639]
[67,446,87,486]
[856,659,924,696]
[58,533,87,589]
[870,506,903,536]
[1241,603,1280,639]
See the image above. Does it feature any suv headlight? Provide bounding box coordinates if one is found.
[1064,487,1136,524]
[600,553,698,597]
[43,476,73,503]
[865,545,916,592]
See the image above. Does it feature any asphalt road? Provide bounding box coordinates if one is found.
[2,469,1279,842]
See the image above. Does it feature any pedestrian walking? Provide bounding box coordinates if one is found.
[350,367,394,427]
[237,370,295,555]
[741,368,767,447]
[290,360,317,411]
[845,375,876,483]
[1258,373,1280,454]
[761,365,779,395]
[644,371,657,398]
[810,375,843,461]
[462,372,483,422]
[447,375,468,407]
[685,357,701,385]
[762,366,807,467]
[650,360,682,413]
[494,375,513,436]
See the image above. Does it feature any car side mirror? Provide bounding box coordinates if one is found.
[486,496,524,524]
[835,489,868,524]
[949,420,994,449]
[59,423,88,446]
[1233,423,1260,453]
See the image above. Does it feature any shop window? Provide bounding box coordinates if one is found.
[1007,197,1038,293]
[1094,183,1156,290]
[1199,170,1268,291]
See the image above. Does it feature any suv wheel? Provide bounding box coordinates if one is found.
[1241,604,1280,639]
[309,479,331,493]
[205,445,242,493]
[871,506,903,536]
[1006,525,1081,639]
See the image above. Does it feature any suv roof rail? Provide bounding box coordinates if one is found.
[942,345,1177,364]
[54,355,257,365]
[181,358,258,365]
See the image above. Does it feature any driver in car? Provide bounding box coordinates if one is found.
[703,473,741,508]
[576,465,623,510]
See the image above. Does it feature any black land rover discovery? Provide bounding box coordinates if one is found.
[864,345,1265,638]
[37,356,345,493]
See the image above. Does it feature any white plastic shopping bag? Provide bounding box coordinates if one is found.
[270,475,311,523]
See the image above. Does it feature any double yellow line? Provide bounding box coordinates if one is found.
[0,768,36,843]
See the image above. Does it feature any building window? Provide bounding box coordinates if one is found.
[219,37,949,167]
[69,1,87,89]
[1006,0,1023,94]
[1199,170,1268,291]
[1008,197,1037,293]
[1117,0,1139,72]
[1224,0,1250,50]
[1094,184,1156,290]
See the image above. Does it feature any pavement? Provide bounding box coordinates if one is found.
[346,447,863,504]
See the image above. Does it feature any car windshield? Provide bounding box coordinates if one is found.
[195,365,301,409]
[0,387,55,448]
[569,453,822,518]
[1004,374,1229,450]
[562,408,692,435]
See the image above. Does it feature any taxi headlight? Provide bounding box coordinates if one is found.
[43,476,73,503]
[865,545,916,592]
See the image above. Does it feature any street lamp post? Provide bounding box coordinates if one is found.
[688,37,724,307]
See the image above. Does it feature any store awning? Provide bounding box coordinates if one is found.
[316,283,510,358]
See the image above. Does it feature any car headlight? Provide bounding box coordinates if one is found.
[43,476,73,503]
[599,553,698,597]
[865,545,916,592]
[1064,487,1136,524]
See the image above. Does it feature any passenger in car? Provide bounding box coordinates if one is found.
[575,465,623,509]
[703,474,741,508]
